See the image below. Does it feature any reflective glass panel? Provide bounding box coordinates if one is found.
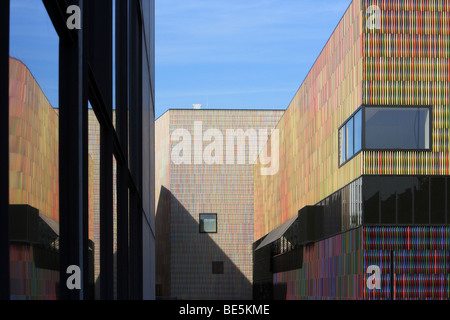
[365,107,430,150]
[199,214,217,233]
[397,177,413,225]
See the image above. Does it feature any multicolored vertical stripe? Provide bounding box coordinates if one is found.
[156,109,283,299]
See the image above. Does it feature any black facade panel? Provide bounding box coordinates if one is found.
[448,177,450,224]
[9,205,39,244]
[332,192,342,234]
[128,0,144,300]
[9,205,58,246]
[380,177,397,224]
[431,177,446,224]
[363,176,380,224]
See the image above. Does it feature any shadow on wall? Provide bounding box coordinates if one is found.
[156,186,252,300]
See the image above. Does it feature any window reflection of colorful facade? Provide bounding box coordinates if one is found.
[254,0,450,300]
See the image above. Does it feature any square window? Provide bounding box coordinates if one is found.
[354,109,362,153]
[212,261,224,274]
[199,214,217,233]
[346,118,354,159]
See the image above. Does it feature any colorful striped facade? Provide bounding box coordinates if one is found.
[155,109,284,300]
[253,0,450,300]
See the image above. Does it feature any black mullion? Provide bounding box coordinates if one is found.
[59,0,89,300]
[128,0,143,300]
[117,161,129,299]
[412,183,415,225]
[395,186,398,225]
[0,0,10,300]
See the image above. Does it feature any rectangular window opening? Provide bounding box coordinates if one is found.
[212,261,224,274]
[364,106,431,151]
[199,213,217,233]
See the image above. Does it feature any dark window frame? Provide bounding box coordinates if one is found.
[362,175,449,227]
[212,261,224,274]
[0,0,152,301]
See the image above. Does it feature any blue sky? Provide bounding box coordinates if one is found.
[155,0,352,118]
[9,0,352,119]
